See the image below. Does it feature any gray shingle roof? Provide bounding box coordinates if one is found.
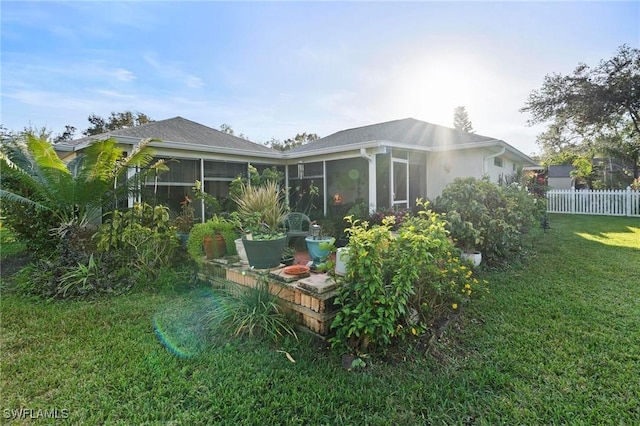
[288,118,498,154]
[59,116,276,154]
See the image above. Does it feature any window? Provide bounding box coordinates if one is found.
[494,157,504,168]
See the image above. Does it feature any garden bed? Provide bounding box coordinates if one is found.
[199,258,340,335]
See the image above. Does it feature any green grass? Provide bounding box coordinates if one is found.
[0,226,26,260]
[1,214,639,424]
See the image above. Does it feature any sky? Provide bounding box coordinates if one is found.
[1,1,639,156]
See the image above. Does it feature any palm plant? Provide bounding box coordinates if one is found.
[0,134,162,253]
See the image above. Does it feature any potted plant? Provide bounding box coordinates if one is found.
[232,181,288,269]
[174,195,195,247]
[446,211,483,267]
[186,215,238,264]
[281,246,296,266]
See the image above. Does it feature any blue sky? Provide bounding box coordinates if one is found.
[1,1,638,155]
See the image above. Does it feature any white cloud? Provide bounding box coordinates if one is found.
[143,53,205,89]
[112,68,136,82]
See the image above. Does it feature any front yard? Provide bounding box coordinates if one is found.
[1,214,639,424]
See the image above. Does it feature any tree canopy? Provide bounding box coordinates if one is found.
[453,106,474,133]
[268,132,319,151]
[521,44,640,177]
[84,111,154,136]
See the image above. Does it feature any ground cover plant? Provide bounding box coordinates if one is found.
[2,215,639,424]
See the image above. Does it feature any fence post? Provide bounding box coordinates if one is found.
[626,187,631,217]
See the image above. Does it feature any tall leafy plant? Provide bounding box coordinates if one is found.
[330,216,398,353]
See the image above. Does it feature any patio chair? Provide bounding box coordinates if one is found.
[283,212,311,246]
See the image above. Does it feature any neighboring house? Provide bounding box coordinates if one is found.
[55,116,538,218]
[547,165,575,189]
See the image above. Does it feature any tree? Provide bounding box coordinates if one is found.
[219,123,234,135]
[522,44,640,178]
[268,132,319,151]
[218,123,248,139]
[453,106,474,133]
[53,125,76,144]
[83,111,154,136]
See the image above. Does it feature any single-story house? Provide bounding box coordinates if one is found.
[55,116,538,218]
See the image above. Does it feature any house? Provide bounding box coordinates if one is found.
[55,116,538,218]
[547,165,575,189]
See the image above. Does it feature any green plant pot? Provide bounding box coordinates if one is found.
[242,236,286,269]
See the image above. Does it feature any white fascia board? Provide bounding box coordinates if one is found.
[432,139,537,165]
[152,149,287,165]
[282,140,432,160]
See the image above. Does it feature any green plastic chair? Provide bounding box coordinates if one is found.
[284,212,311,246]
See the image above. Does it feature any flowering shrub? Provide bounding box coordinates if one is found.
[330,215,399,353]
[409,249,486,330]
[330,200,487,354]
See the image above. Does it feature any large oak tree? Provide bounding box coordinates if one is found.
[522,44,640,178]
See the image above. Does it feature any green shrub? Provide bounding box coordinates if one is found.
[330,201,487,355]
[12,251,137,299]
[330,215,400,353]
[0,169,59,257]
[393,204,486,331]
[435,177,544,263]
[94,203,179,280]
[186,215,238,264]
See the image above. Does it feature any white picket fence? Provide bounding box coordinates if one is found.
[547,188,640,217]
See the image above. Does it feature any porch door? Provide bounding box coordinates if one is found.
[391,158,409,209]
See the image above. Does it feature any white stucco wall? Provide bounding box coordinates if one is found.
[426,149,485,199]
[426,148,524,199]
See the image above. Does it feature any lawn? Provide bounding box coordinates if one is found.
[1,214,639,424]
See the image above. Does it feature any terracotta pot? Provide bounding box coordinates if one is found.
[203,234,226,259]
